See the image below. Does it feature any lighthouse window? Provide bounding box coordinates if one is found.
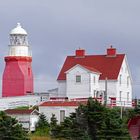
[28,68,30,76]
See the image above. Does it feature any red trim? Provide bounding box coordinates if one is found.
[5,109,34,114]
[40,101,87,107]
[5,56,32,62]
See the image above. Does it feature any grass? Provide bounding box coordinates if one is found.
[29,129,64,140]
[30,136,65,140]
[30,136,53,140]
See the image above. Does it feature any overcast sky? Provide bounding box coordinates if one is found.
[0,0,140,97]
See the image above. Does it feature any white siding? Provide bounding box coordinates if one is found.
[66,66,90,98]
[7,114,39,131]
[58,81,66,97]
[39,106,76,124]
[90,73,100,97]
[99,80,117,100]
[116,57,132,106]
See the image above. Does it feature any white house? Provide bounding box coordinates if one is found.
[39,101,87,123]
[41,46,133,123]
[5,109,39,131]
[56,46,132,107]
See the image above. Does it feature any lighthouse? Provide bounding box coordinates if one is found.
[2,23,33,97]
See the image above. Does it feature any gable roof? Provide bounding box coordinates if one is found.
[57,54,125,80]
[40,101,87,107]
[65,64,101,74]
[5,109,39,115]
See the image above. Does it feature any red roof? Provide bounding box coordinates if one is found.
[5,109,34,114]
[40,101,87,107]
[57,54,125,80]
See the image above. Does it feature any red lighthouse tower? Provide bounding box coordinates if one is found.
[2,23,33,97]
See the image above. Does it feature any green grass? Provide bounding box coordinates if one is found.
[30,136,65,140]
[15,106,29,109]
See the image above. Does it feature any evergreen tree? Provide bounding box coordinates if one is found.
[0,111,28,140]
[50,98,131,140]
[50,114,57,128]
[35,113,49,136]
[36,113,49,129]
[85,98,106,140]
[101,108,131,140]
[61,113,89,140]
[50,114,61,137]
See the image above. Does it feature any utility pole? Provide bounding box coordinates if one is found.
[120,101,123,119]
[104,77,108,106]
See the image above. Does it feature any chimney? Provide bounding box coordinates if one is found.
[106,45,116,57]
[75,48,85,57]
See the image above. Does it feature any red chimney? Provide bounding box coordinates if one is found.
[107,45,116,57]
[75,49,85,57]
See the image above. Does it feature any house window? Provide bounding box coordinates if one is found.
[93,76,96,84]
[93,90,96,97]
[119,91,122,101]
[127,92,129,101]
[127,76,129,87]
[125,67,127,73]
[76,75,81,83]
[60,110,65,122]
[119,75,122,85]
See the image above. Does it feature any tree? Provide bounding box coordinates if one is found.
[51,98,130,140]
[0,111,28,140]
[36,113,49,129]
[60,113,89,140]
[50,114,63,138]
[50,114,57,128]
[85,98,106,139]
[35,113,49,136]
[101,107,130,140]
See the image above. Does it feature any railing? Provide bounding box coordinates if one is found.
[48,97,135,107]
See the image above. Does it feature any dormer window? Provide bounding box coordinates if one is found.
[76,75,81,83]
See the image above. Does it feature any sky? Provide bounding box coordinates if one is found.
[0,0,140,97]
